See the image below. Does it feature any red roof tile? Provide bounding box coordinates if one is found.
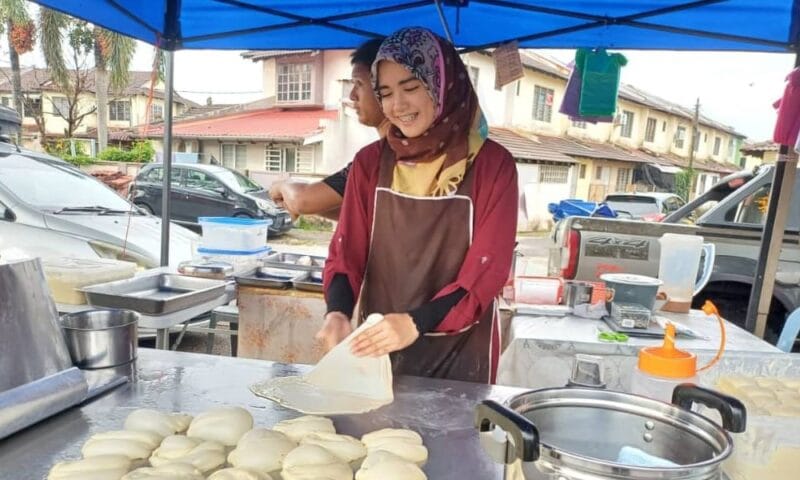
[138,107,338,141]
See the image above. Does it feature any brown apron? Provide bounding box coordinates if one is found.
[359,146,498,384]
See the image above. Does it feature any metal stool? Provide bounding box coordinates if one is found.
[206,304,239,356]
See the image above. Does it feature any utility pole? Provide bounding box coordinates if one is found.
[687,98,700,199]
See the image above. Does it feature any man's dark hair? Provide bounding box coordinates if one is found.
[350,37,385,66]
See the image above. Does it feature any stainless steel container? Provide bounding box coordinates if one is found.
[476,385,746,480]
[563,281,594,307]
[60,310,139,369]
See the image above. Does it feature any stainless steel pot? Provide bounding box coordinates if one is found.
[476,385,746,480]
[60,309,139,369]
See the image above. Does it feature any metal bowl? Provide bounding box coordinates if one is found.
[60,309,139,369]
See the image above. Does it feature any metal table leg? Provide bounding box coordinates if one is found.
[155,328,170,350]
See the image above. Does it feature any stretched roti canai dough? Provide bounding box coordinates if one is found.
[208,468,274,480]
[361,428,428,466]
[124,409,192,438]
[48,454,132,480]
[281,444,353,480]
[186,406,253,446]
[251,314,393,415]
[121,462,204,480]
[81,437,153,461]
[300,432,367,465]
[355,451,427,480]
[88,430,163,450]
[149,435,226,473]
[228,429,296,473]
[272,416,336,443]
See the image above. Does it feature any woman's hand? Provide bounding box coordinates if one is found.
[350,313,419,357]
[315,311,353,353]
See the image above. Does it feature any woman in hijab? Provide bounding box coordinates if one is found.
[317,27,518,384]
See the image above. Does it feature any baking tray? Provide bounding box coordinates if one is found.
[80,274,228,315]
[292,271,324,293]
[234,266,295,289]
[262,252,325,272]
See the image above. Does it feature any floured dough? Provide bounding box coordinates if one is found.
[186,406,253,446]
[251,314,393,415]
[355,451,427,480]
[300,432,367,464]
[208,468,273,480]
[281,444,353,480]
[82,437,153,461]
[89,430,163,450]
[273,416,336,443]
[149,435,226,473]
[124,409,192,438]
[361,429,427,466]
[48,454,132,480]
[121,462,204,480]
[228,429,296,473]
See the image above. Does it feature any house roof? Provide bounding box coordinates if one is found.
[134,107,338,141]
[0,68,198,107]
[489,127,575,163]
[741,140,779,154]
[241,50,314,61]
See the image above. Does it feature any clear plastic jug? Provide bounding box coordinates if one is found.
[658,233,715,313]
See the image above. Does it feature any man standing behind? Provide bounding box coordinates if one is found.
[269,38,388,221]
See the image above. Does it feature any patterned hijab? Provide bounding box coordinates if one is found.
[372,27,488,196]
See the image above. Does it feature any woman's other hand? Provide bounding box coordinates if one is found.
[350,313,419,357]
[316,311,353,353]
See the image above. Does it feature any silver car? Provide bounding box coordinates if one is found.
[0,143,197,268]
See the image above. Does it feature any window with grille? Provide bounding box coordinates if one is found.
[277,63,312,102]
[532,85,554,122]
[1,97,9,107]
[645,118,657,142]
[595,165,603,180]
[713,137,721,156]
[674,126,686,148]
[620,110,634,138]
[151,103,163,121]
[728,138,734,159]
[221,144,247,171]
[24,97,41,118]
[615,168,632,192]
[109,100,131,121]
[539,164,569,184]
[572,120,586,129]
[51,97,69,117]
[264,146,314,173]
[579,164,587,179]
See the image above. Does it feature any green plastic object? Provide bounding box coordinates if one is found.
[577,48,628,117]
[598,331,629,343]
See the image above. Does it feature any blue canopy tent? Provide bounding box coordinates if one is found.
[29,0,800,339]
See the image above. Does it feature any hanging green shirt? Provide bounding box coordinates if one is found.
[577,48,627,117]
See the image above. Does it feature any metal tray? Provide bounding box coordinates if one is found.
[262,252,325,272]
[80,274,228,315]
[234,267,295,289]
[292,271,324,293]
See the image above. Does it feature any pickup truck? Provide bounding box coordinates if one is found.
[549,164,800,343]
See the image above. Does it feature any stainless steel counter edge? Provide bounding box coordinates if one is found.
[0,349,527,480]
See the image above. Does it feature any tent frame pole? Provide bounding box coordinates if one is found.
[160,50,175,267]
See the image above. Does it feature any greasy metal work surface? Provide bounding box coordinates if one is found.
[234,270,293,289]
[262,252,325,272]
[0,259,73,392]
[291,271,324,293]
[81,274,228,315]
[0,349,523,479]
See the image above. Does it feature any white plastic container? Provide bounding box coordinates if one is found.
[198,217,272,254]
[630,323,698,403]
[41,257,138,304]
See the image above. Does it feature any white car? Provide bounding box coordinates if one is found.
[0,142,197,268]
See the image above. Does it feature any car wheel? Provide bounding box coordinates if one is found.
[136,203,154,215]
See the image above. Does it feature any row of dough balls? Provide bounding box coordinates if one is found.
[48,407,428,480]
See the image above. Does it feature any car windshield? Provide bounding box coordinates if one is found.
[605,197,659,216]
[215,168,263,193]
[0,155,131,211]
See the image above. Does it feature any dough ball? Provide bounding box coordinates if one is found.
[124,409,192,438]
[121,462,204,480]
[281,444,353,480]
[273,416,336,443]
[361,428,422,446]
[208,468,274,480]
[81,437,153,461]
[228,429,295,473]
[89,430,163,450]
[355,451,427,480]
[186,406,253,446]
[300,432,367,464]
[48,454,132,480]
[149,435,226,473]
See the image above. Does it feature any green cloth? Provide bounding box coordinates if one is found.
[577,48,627,117]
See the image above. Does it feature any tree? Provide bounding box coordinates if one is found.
[38,8,135,152]
[0,0,33,142]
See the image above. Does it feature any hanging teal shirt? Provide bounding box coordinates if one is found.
[577,48,627,117]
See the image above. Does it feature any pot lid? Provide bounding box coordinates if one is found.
[600,273,663,287]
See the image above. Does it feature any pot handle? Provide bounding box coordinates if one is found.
[475,400,540,462]
[671,384,747,433]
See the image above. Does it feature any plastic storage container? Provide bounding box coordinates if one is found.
[198,217,272,254]
[630,323,698,403]
[41,257,138,304]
